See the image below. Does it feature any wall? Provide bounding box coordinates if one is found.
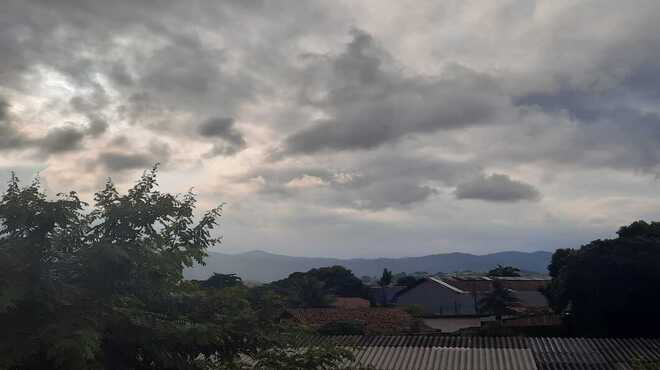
[395,280,477,315]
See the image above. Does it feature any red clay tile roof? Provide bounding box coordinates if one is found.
[331,297,371,309]
[286,307,414,334]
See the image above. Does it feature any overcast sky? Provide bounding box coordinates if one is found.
[2,0,660,258]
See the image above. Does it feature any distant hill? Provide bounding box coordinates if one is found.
[184,250,553,282]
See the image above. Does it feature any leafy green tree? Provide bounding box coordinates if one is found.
[377,268,393,306]
[0,168,362,369]
[291,275,335,308]
[478,280,521,321]
[200,273,243,289]
[543,220,660,337]
[487,265,521,277]
[306,266,367,298]
[0,167,228,369]
[270,266,367,307]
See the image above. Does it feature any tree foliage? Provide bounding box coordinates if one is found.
[377,268,393,306]
[271,266,367,308]
[543,220,660,337]
[487,265,521,277]
[0,168,360,369]
[199,273,243,290]
[478,280,521,321]
[377,269,392,288]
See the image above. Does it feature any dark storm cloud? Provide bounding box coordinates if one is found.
[282,29,507,155]
[197,117,247,157]
[455,174,541,203]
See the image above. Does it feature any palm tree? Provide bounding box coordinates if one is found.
[478,280,521,321]
[377,268,393,306]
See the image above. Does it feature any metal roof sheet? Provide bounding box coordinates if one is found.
[291,335,660,370]
[427,276,468,294]
[351,347,538,370]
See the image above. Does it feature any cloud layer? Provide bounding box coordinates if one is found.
[2,0,660,257]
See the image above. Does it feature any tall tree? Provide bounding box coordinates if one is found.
[478,280,521,321]
[543,220,660,337]
[377,268,393,306]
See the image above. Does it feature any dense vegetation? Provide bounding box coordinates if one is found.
[478,280,521,321]
[270,265,369,308]
[0,168,363,369]
[544,220,660,337]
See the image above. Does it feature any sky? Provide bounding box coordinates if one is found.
[2,0,660,258]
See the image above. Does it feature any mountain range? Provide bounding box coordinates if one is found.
[184,250,553,282]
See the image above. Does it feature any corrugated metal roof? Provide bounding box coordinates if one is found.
[351,347,537,370]
[291,336,660,370]
[427,276,469,294]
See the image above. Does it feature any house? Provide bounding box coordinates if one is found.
[394,276,478,316]
[443,275,550,293]
[394,275,551,317]
[284,307,415,335]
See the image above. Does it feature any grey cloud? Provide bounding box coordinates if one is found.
[485,105,660,174]
[198,117,237,137]
[1,0,262,137]
[242,154,482,210]
[282,30,506,154]
[455,174,541,203]
[108,62,134,86]
[69,93,110,137]
[87,118,108,137]
[198,117,247,157]
[95,139,171,172]
[0,98,29,151]
[101,153,151,171]
[97,152,157,172]
[348,180,437,210]
[39,126,86,154]
[0,97,93,155]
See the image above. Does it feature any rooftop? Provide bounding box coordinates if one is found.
[285,308,415,335]
[293,335,660,370]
